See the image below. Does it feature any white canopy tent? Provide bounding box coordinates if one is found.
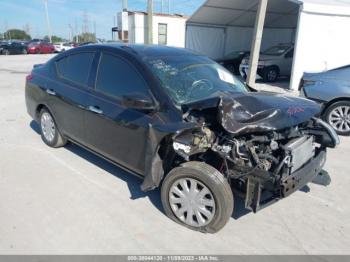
[186,0,350,90]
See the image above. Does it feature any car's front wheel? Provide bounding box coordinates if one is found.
[3,49,10,55]
[161,161,234,233]
[262,66,279,82]
[39,108,67,147]
[324,101,350,136]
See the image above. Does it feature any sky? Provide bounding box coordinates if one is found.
[0,0,205,40]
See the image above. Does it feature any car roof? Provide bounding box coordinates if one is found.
[75,43,200,58]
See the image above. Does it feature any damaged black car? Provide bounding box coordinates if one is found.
[25,44,339,233]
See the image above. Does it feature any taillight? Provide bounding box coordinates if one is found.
[26,74,33,81]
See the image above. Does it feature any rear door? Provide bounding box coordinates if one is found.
[47,51,96,143]
[84,52,157,174]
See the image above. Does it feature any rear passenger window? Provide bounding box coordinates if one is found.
[95,53,149,98]
[56,52,95,86]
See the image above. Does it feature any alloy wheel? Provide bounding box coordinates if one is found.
[328,106,350,133]
[41,112,56,142]
[169,178,216,227]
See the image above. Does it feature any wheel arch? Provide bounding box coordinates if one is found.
[267,65,280,73]
[321,97,350,116]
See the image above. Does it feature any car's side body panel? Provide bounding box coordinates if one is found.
[25,45,196,190]
[302,67,350,104]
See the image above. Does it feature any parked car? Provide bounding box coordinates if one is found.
[240,43,294,82]
[0,41,28,55]
[27,41,55,54]
[300,65,350,136]
[217,51,250,75]
[25,44,339,233]
[53,42,75,53]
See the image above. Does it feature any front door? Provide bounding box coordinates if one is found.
[84,52,157,174]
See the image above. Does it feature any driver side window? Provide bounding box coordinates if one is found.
[95,53,151,99]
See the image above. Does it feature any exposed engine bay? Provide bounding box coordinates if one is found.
[171,95,339,212]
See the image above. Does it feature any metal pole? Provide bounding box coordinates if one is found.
[44,0,52,43]
[75,19,78,43]
[246,0,268,88]
[147,0,153,44]
[68,24,73,42]
[122,0,128,11]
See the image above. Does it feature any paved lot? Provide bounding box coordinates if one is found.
[0,54,350,255]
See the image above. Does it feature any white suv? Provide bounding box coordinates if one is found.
[239,43,294,82]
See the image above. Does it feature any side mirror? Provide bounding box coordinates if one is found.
[122,93,158,111]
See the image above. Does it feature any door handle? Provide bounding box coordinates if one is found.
[46,89,56,96]
[88,106,103,115]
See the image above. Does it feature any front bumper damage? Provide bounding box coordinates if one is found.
[245,149,326,213]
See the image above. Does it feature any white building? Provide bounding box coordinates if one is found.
[186,0,350,90]
[117,11,187,48]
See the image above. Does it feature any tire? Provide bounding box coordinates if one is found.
[324,101,350,136]
[161,161,234,233]
[22,49,27,55]
[225,64,235,74]
[262,66,279,82]
[39,108,67,148]
[3,49,10,55]
[35,49,40,54]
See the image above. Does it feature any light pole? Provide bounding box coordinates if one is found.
[44,0,52,43]
[68,24,73,42]
[147,0,153,44]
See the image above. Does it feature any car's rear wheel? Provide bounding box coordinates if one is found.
[324,101,350,136]
[22,49,27,55]
[263,66,279,82]
[35,49,40,54]
[39,108,67,148]
[161,161,234,233]
[3,49,10,55]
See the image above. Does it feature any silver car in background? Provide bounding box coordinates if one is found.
[240,43,294,82]
[300,65,350,136]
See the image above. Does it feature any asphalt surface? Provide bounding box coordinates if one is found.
[0,54,349,255]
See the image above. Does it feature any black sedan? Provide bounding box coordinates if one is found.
[217,51,250,75]
[25,44,338,233]
[0,41,28,55]
[300,65,350,136]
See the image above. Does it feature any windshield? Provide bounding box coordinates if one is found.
[144,55,247,105]
[263,45,291,56]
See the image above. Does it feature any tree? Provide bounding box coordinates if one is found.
[4,29,31,40]
[43,35,65,43]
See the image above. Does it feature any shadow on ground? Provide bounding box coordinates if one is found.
[30,120,271,222]
[30,120,163,214]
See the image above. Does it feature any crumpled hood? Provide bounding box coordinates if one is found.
[219,92,321,135]
[183,92,321,136]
